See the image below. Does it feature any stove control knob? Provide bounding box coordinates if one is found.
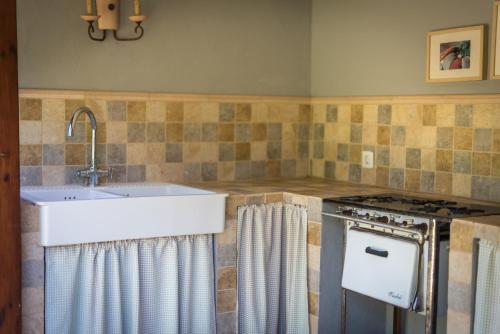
[376,216,389,223]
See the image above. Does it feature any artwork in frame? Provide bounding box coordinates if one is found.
[426,25,485,83]
[491,1,500,79]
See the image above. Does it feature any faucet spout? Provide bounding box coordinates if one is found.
[67,107,97,137]
[67,107,110,186]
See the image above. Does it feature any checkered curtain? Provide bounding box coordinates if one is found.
[45,235,216,334]
[474,239,500,334]
[237,203,309,334]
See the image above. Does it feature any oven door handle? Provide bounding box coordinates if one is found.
[365,246,389,258]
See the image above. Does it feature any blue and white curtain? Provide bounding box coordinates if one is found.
[45,235,216,334]
[237,203,309,334]
[474,239,500,334]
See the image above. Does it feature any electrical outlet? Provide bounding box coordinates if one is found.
[362,151,374,168]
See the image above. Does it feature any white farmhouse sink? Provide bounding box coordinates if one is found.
[21,184,228,247]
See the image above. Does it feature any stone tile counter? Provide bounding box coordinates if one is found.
[20,177,500,334]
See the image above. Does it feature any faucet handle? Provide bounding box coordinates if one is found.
[105,167,113,181]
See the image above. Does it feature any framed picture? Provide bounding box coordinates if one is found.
[491,1,500,79]
[426,25,485,83]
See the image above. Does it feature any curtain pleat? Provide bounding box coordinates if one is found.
[237,203,309,334]
[45,235,216,334]
[474,239,500,334]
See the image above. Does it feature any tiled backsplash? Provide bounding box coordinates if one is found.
[19,94,310,186]
[18,91,500,202]
[310,102,500,202]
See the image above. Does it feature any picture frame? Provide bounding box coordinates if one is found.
[426,25,485,83]
[491,1,500,79]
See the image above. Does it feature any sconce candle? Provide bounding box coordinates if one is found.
[133,0,141,15]
[86,0,93,15]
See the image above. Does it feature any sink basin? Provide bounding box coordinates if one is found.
[21,184,228,247]
[21,187,122,203]
[99,183,214,197]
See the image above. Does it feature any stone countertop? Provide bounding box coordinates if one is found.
[188,177,500,227]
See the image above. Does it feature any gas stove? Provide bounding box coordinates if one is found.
[321,193,500,334]
[325,193,500,219]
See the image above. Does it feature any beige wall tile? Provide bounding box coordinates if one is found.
[363,104,378,124]
[218,162,235,181]
[473,104,494,128]
[312,104,326,123]
[324,141,337,160]
[42,166,65,185]
[127,143,146,165]
[419,126,437,148]
[183,143,201,162]
[450,220,474,252]
[421,148,436,171]
[335,161,349,181]
[200,143,218,162]
[166,102,184,122]
[217,267,237,290]
[454,128,473,150]
[144,143,164,165]
[162,163,184,182]
[362,167,376,185]
[390,146,405,168]
[337,124,350,143]
[217,289,236,313]
[452,173,471,197]
[201,103,219,122]
[436,104,455,126]
[85,99,107,121]
[106,122,127,143]
[146,101,167,122]
[42,99,65,121]
[337,105,351,123]
[446,309,470,334]
[21,232,43,261]
[449,250,472,285]
[310,159,325,177]
[20,121,42,145]
[42,121,66,145]
[308,292,319,316]
[183,102,203,123]
[309,314,319,334]
[362,123,377,145]
[473,223,500,242]
[307,222,321,246]
[22,288,44,334]
[435,172,452,194]
[307,244,321,271]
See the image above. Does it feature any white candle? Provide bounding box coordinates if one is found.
[86,0,93,15]
[133,0,141,15]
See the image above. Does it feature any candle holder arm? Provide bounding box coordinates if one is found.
[112,22,144,41]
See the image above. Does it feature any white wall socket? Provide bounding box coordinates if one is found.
[362,151,374,168]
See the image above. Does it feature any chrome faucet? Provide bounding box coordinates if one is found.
[67,107,112,186]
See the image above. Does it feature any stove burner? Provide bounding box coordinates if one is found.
[333,193,500,218]
[401,199,457,206]
[343,195,396,203]
[410,206,486,216]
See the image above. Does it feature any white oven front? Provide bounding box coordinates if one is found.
[341,228,421,309]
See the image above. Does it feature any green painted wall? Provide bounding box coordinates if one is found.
[311,0,500,96]
[17,0,311,96]
[19,0,500,97]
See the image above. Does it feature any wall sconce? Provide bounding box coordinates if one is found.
[80,0,147,41]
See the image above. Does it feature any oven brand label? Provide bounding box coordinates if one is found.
[388,291,403,300]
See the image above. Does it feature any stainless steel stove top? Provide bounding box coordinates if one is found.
[324,193,500,219]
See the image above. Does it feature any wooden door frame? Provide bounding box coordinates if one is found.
[0,0,21,332]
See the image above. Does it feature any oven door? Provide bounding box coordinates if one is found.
[341,228,420,309]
